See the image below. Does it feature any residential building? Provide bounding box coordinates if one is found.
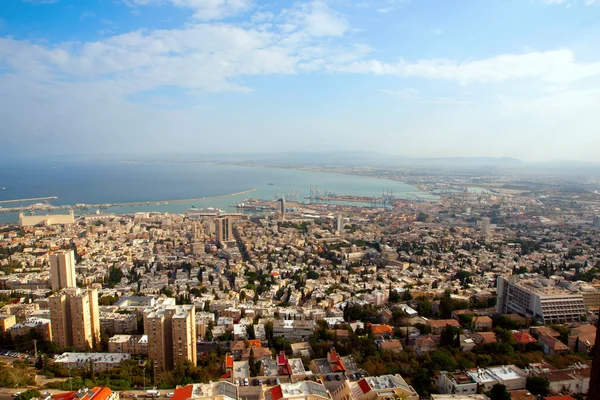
[330,375,419,400]
[50,287,100,351]
[272,320,315,341]
[437,371,478,395]
[481,217,491,235]
[496,276,586,324]
[568,325,596,353]
[427,319,461,334]
[513,331,536,344]
[9,317,52,341]
[0,314,16,332]
[538,334,569,355]
[472,316,492,331]
[263,381,331,400]
[466,365,527,392]
[50,249,77,291]
[108,334,148,355]
[54,352,130,373]
[144,303,197,374]
[100,312,138,335]
[52,387,119,400]
[171,382,238,400]
[216,217,233,244]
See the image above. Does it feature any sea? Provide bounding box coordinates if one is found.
[0,160,435,223]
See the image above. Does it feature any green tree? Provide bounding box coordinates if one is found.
[526,377,550,396]
[15,390,41,400]
[487,384,510,400]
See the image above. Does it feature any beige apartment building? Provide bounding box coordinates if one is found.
[144,303,197,375]
[50,287,100,351]
[216,217,233,244]
[50,249,77,291]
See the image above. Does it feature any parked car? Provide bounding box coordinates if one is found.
[167,393,174,398]
[335,375,341,381]
[12,392,21,397]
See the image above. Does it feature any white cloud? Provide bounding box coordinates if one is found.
[332,49,600,85]
[282,1,349,37]
[124,0,253,20]
[430,28,443,36]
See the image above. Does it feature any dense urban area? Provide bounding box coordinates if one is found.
[1,167,600,400]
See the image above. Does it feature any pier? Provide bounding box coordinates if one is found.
[0,196,58,204]
[0,189,258,214]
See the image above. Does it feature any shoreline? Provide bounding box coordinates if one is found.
[0,188,259,216]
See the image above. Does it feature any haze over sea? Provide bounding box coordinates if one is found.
[0,161,429,223]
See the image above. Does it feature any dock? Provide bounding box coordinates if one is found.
[0,196,59,204]
[0,189,258,214]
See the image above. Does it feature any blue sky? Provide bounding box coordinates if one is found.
[1,0,600,161]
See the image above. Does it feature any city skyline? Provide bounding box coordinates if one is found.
[1,0,600,160]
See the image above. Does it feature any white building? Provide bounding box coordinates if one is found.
[496,275,586,324]
[437,371,478,395]
[466,365,527,392]
[54,352,131,373]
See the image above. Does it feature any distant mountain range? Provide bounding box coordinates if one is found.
[5,151,600,175]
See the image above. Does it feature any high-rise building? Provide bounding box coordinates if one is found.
[49,287,100,351]
[496,275,586,324]
[481,217,491,235]
[50,249,77,291]
[593,215,600,229]
[215,217,232,244]
[144,303,197,375]
[277,196,286,220]
[335,214,344,232]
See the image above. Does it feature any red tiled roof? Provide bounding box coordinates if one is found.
[277,352,288,366]
[248,340,262,348]
[544,396,576,400]
[52,392,77,400]
[85,387,112,400]
[171,384,194,400]
[514,331,536,344]
[371,325,393,334]
[270,385,283,400]
[357,379,371,394]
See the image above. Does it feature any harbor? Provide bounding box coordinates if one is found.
[0,188,259,214]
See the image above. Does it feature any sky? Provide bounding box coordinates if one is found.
[1,0,600,161]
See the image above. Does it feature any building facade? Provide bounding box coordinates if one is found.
[144,303,197,375]
[496,276,586,324]
[50,288,100,351]
[50,249,77,291]
[216,217,233,244]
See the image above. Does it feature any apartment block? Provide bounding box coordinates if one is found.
[272,320,315,341]
[50,249,77,291]
[144,303,196,375]
[330,375,419,400]
[496,275,586,324]
[100,312,138,335]
[0,314,16,332]
[50,287,100,351]
[54,352,130,373]
[437,371,477,395]
[108,334,148,355]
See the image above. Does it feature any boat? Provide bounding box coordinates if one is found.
[1,187,5,190]
[268,183,274,186]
